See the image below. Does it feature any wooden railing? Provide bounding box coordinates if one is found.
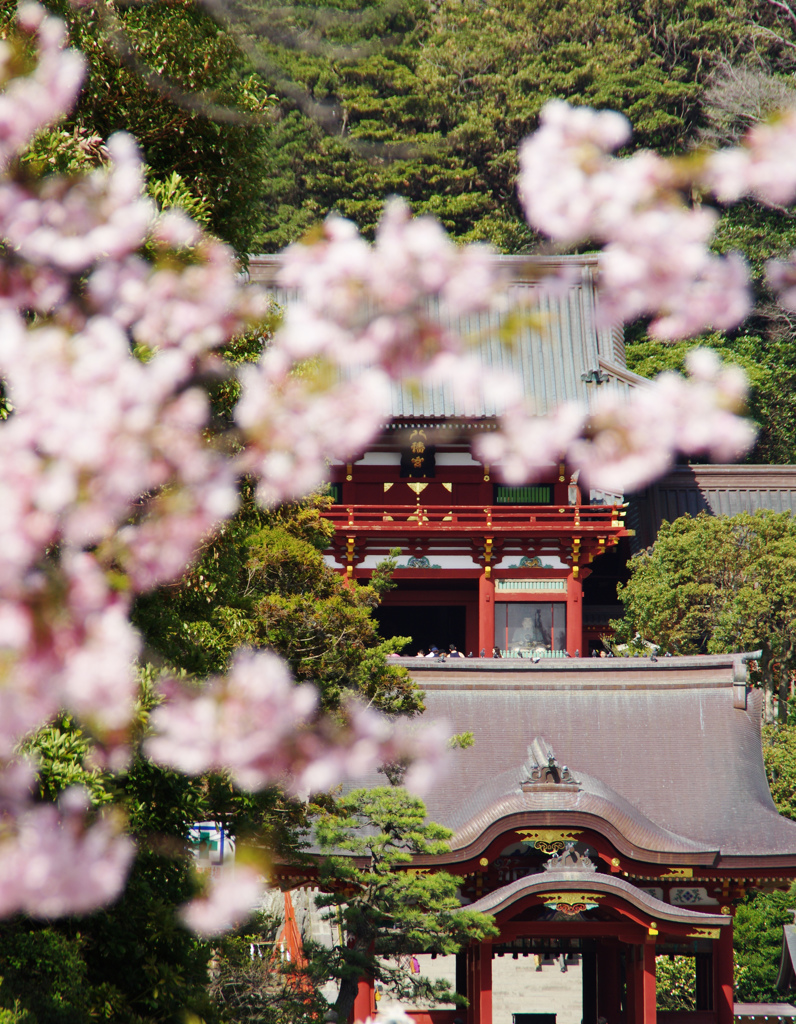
[322,503,627,532]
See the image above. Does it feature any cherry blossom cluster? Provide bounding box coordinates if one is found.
[146,650,449,797]
[518,98,796,334]
[517,101,754,338]
[477,349,755,492]
[0,767,133,918]
[0,3,784,934]
[237,199,507,502]
[0,5,448,926]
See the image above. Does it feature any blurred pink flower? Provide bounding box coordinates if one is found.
[0,794,133,918]
[179,863,264,937]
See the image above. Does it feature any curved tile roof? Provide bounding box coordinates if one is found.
[462,869,731,926]
[442,764,714,858]
[379,655,796,863]
[247,254,647,419]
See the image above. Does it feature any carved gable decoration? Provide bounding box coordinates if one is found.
[543,845,597,873]
[520,737,579,790]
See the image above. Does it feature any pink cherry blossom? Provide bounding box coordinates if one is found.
[146,651,451,797]
[477,351,754,494]
[0,794,134,918]
[599,211,751,338]
[0,7,774,927]
[703,109,796,206]
[236,362,393,505]
[179,863,264,937]
[0,5,85,169]
[0,134,154,272]
[518,100,752,340]
[146,650,320,789]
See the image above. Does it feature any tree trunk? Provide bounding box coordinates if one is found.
[334,975,360,1024]
[764,683,775,724]
[762,654,776,724]
[778,673,789,722]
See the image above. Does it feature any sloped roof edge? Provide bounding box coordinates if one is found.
[460,870,732,925]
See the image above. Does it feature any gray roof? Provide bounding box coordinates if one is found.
[778,924,796,993]
[247,254,646,420]
[736,1007,796,1019]
[464,869,731,926]
[630,464,796,550]
[374,655,796,865]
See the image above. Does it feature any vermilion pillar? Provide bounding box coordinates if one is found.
[628,943,656,1024]
[642,943,657,1024]
[478,572,495,657]
[626,946,638,1024]
[598,942,623,1024]
[467,944,478,1024]
[566,570,583,657]
[715,922,734,1024]
[478,943,493,1024]
[466,943,493,1024]
[352,976,375,1023]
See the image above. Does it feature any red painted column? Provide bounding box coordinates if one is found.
[352,975,375,1023]
[642,942,657,1024]
[566,570,583,657]
[478,572,495,657]
[467,944,480,1024]
[715,921,734,1024]
[598,942,623,1024]
[478,942,493,1024]
[626,946,638,1024]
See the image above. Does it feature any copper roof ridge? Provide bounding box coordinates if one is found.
[396,652,757,688]
[445,791,716,859]
[399,653,757,671]
[461,870,733,925]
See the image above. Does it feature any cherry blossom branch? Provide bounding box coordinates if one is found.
[0,6,788,935]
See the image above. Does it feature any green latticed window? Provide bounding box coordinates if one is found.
[495,485,553,504]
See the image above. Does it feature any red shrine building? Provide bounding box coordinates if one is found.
[250,255,796,1024]
[250,253,642,658]
[348,655,796,1024]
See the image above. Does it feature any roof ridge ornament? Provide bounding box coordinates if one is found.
[521,737,579,789]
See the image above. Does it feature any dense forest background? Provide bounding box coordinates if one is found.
[228,0,796,464]
[38,0,796,462]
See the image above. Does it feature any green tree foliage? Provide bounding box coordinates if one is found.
[614,510,796,721]
[0,717,219,1023]
[225,0,769,250]
[730,728,796,1003]
[656,956,696,1011]
[209,913,330,1024]
[134,496,421,716]
[764,723,796,823]
[21,0,274,254]
[312,786,498,1023]
[734,886,796,1003]
[0,680,310,1024]
[625,328,796,465]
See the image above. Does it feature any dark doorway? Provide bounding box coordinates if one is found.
[373,605,467,655]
